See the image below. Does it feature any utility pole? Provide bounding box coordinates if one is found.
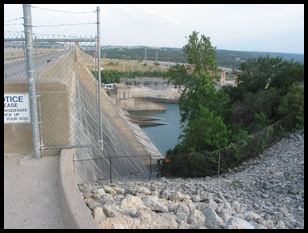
[144,47,147,62]
[23,4,41,159]
[155,48,158,63]
[97,6,103,155]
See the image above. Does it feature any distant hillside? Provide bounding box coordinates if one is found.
[216,49,304,68]
[101,46,185,63]
[99,46,304,69]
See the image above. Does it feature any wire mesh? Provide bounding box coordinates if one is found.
[4,4,163,182]
[159,113,295,178]
[4,31,32,132]
[73,150,159,184]
[4,31,98,149]
[4,32,26,76]
[4,30,157,180]
[30,35,99,154]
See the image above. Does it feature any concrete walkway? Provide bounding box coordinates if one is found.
[4,154,65,229]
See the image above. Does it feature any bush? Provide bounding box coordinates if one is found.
[278,84,304,129]
[160,151,219,178]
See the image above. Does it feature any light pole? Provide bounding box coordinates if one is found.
[97,6,103,155]
[23,4,41,159]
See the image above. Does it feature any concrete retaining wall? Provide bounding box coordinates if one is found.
[4,82,70,156]
[118,97,166,111]
[58,149,98,229]
[129,86,181,100]
[4,83,33,155]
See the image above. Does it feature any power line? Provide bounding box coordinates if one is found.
[32,5,96,14]
[4,30,25,33]
[33,22,96,27]
[32,32,95,38]
[4,23,23,26]
[4,17,23,23]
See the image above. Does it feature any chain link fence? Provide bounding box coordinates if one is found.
[4,31,33,154]
[4,3,101,158]
[160,113,295,178]
[73,154,160,183]
[4,32,26,62]
[4,30,160,182]
[4,5,164,184]
[4,31,100,154]
[4,31,27,80]
[33,36,99,155]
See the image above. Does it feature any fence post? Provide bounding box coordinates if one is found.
[109,156,112,184]
[23,4,41,159]
[97,6,103,156]
[149,155,152,180]
[217,153,221,177]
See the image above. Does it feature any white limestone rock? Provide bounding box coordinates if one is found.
[103,204,123,217]
[99,215,140,229]
[137,186,151,195]
[225,217,255,229]
[169,191,190,202]
[187,209,205,226]
[103,185,117,196]
[203,207,224,229]
[142,196,168,213]
[93,207,106,223]
[120,194,145,216]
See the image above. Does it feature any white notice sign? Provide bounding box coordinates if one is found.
[4,93,31,123]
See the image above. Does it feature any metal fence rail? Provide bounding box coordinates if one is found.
[73,154,159,183]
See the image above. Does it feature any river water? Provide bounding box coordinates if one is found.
[129,104,182,155]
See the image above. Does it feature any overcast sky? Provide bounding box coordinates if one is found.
[4,4,304,54]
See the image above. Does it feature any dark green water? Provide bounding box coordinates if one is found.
[129,104,182,155]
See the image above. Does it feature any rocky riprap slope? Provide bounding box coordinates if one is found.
[79,131,304,229]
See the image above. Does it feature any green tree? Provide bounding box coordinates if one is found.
[226,56,303,132]
[234,56,304,101]
[181,106,229,152]
[168,31,229,153]
[278,83,304,129]
[183,31,217,74]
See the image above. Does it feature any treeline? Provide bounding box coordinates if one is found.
[101,47,186,63]
[91,70,169,83]
[90,46,304,69]
[216,49,304,68]
[159,31,304,178]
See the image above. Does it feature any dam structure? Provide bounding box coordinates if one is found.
[4,41,163,184]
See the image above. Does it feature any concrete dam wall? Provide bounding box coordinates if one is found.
[74,49,163,183]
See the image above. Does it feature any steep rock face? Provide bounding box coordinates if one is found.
[80,131,304,229]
